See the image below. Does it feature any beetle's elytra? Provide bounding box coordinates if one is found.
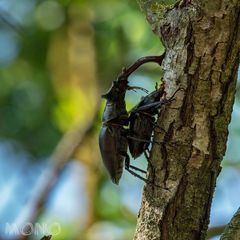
[128,83,166,159]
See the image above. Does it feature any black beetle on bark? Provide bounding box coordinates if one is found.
[128,84,182,160]
[128,83,166,159]
[99,55,165,184]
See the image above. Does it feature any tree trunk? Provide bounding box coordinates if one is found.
[134,1,240,239]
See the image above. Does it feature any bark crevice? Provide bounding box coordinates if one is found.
[134,1,240,239]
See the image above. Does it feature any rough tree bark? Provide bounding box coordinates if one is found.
[220,207,240,240]
[134,0,240,240]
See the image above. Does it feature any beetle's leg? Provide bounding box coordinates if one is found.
[121,152,147,174]
[130,88,184,114]
[129,88,184,116]
[124,153,168,188]
[130,101,165,113]
[126,168,149,183]
[124,154,149,182]
[144,149,150,160]
[125,154,165,188]
[129,164,147,174]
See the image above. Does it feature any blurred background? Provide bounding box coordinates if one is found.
[0,0,239,240]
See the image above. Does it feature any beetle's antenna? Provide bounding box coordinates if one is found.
[127,86,149,93]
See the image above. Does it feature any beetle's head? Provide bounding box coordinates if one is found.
[101,77,129,101]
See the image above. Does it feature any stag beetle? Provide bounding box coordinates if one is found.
[128,83,165,159]
[128,84,182,159]
[99,54,165,184]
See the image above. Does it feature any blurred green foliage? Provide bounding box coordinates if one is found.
[1,1,239,240]
[0,0,163,158]
[0,1,165,239]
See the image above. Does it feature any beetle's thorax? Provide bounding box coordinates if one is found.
[102,96,128,123]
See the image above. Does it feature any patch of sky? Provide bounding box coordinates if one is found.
[120,153,146,213]
[0,31,19,67]
[0,0,36,25]
[0,141,44,237]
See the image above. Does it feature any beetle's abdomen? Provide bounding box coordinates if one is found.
[99,125,127,184]
[128,114,154,159]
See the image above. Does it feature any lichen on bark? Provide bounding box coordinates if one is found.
[134,0,240,239]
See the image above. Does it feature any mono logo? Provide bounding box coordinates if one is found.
[5,222,61,236]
